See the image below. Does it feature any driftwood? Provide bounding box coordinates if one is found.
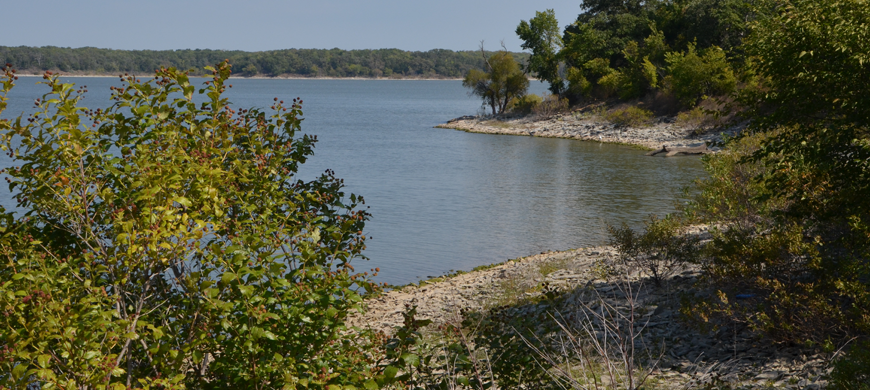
[646,143,711,157]
[447,115,477,123]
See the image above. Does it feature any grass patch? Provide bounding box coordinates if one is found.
[538,257,570,277]
[675,106,709,129]
[493,273,543,307]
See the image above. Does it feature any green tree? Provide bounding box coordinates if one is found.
[463,49,530,116]
[516,9,565,95]
[0,63,381,389]
[664,43,736,105]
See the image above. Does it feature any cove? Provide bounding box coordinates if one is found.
[1,77,706,284]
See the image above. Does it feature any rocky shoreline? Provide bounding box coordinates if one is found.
[352,113,832,388]
[436,112,744,151]
[352,241,834,389]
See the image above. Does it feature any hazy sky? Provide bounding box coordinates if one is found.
[4,1,583,52]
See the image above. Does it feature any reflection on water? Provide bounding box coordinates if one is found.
[1,77,705,284]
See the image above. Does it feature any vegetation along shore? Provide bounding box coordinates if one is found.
[352,232,837,388]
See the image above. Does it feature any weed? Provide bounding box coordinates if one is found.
[605,106,655,127]
[534,93,570,118]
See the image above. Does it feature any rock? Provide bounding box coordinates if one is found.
[754,371,783,381]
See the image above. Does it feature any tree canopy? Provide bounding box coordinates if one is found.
[517,0,751,106]
[462,50,529,116]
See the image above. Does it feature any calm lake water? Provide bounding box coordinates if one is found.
[1,77,705,284]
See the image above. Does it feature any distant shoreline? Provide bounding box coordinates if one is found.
[13,73,465,81]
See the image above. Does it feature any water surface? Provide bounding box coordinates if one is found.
[1,77,705,284]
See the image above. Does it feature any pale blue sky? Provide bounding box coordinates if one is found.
[4,1,582,52]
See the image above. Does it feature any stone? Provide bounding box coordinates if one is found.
[754,371,783,381]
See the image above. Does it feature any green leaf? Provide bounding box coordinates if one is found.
[363,380,378,390]
[12,362,27,380]
[401,353,420,367]
[37,354,50,368]
[384,365,398,380]
[221,272,237,284]
[175,196,192,208]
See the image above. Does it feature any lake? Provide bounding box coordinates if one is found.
[0,76,705,284]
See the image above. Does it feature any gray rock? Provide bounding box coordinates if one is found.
[754,371,783,381]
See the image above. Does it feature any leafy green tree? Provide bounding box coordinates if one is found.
[516,9,565,95]
[655,0,752,54]
[0,63,381,389]
[463,49,529,116]
[563,0,655,69]
[664,43,736,106]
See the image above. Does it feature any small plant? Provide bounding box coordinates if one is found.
[608,215,700,287]
[533,93,570,118]
[522,277,664,390]
[676,106,710,129]
[604,106,655,127]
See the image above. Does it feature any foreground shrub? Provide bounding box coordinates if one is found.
[603,106,654,127]
[0,64,379,389]
[379,305,559,390]
[829,339,870,390]
[683,130,870,342]
[680,0,870,344]
[609,216,700,287]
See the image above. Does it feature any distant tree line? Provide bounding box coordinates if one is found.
[0,46,528,78]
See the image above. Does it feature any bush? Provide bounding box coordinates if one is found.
[608,216,700,287]
[532,93,569,117]
[603,106,654,127]
[664,43,737,106]
[508,94,542,115]
[0,64,380,389]
[830,340,870,390]
[565,66,592,100]
[683,127,870,343]
[680,0,870,344]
